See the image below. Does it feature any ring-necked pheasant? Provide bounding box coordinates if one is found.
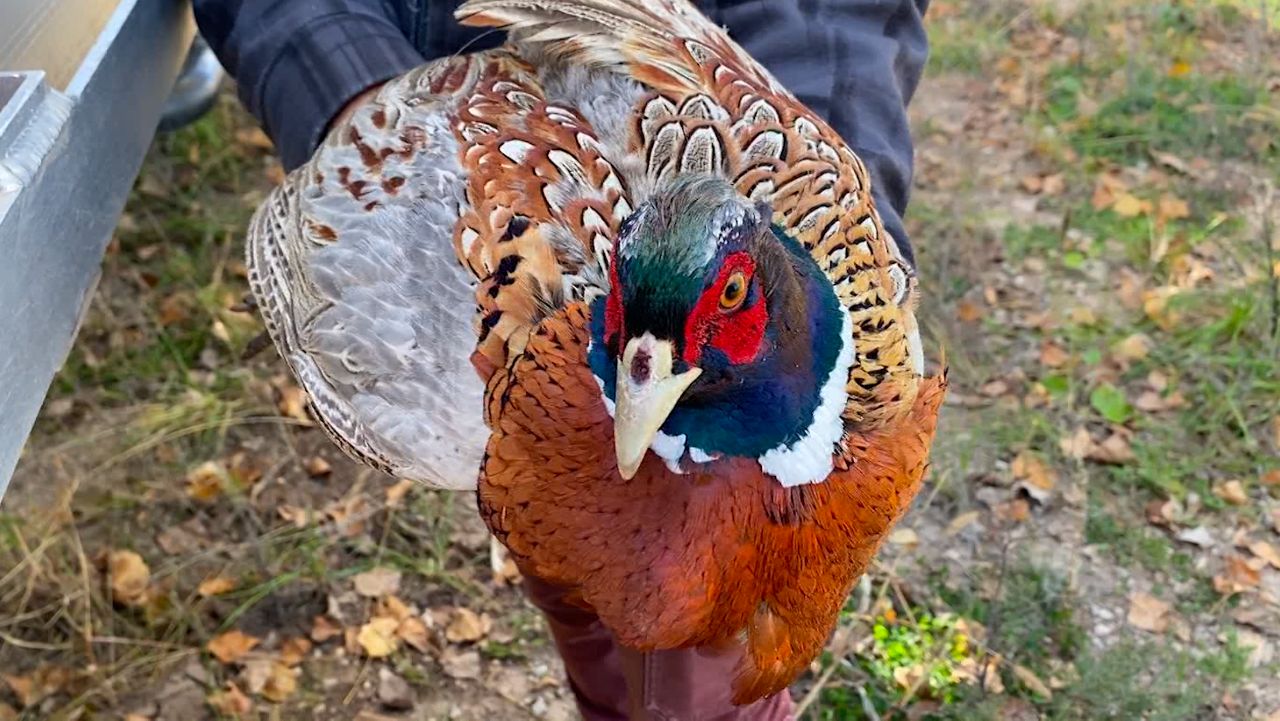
[248,0,945,704]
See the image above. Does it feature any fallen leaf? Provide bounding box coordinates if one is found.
[260,663,298,703]
[377,595,415,623]
[1112,334,1152,363]
[2,665,72,708]
[1261,469,1280,488]
[1086,432,1135,465]
[108,550,151,606]
[1011,663,1052,699]
[1145,498,1181,528]
[1127,592,1171,633]
[1157,195,1191,223]
[397,616,432,653]
[445,607,492,644]
[358,617,401,658]
[1041,174,1065,196]
[1175,526,1214,548]
[946,510,981,536]
[980,380,1010,397]
[1249,541,1280,569]
[310,615,342,643]
[1020,174,1043,194]
[1150,150,1191,174]
[1214,555,1262,596]
[1212,480,1249,506]
[279,637,313,667]
[207,683,253,717]
[1059,427,1094,460]
[1143,286,1183,330]
[198,575,237,597]
[207,630,260,665]
[1168,59,1192,77]
[186,460,228,502]
[440,647,482,679]
[385,479,414,506]
[1038,341,1070,368]
[275,382,313,426]
[158,293,192,326]
[956,299,984,323]
[235,127,275,151]
[353,567,402,598]
[1012,452,1057,492]
[1111,192,1150,217]
[304,456,332,477]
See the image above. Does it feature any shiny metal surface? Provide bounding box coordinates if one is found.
[0,0,196,492]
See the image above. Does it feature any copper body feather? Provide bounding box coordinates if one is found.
[247,0,945,703]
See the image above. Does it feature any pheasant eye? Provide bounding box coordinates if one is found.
[719,272,748,311]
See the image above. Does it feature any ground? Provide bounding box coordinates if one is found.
[2,1,1279,719]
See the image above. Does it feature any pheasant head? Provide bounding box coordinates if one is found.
[589,175,852,486]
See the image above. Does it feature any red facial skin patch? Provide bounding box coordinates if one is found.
[604,255,625,346]
[683,252,768,365]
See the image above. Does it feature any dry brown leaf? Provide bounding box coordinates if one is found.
[377,595,415,623]
[1214,555,1262,595]
[310,615,342,643]
[1012,452,1057,491]
[1272,416,1280,449]
[946,511,981,536]
[1212,480,1249,506]
[108,550,151,606]
[1020,175,1043,194]
[1038,341,1070,368]
[1142,286,1183,330]
[358,617,401,658]
[1059,427,1094,460]
[888,528,919,547]
[1127,592,1171,633]
[956,299,984,323]
[198,575,237,597]
[304,456,332,477]
[208,683,253,717]
[1111,193,1150,217]
[1157,195,1191,223]
[278,505,310,528]
[1011,663,1053,699]
[445,607,493,644]
[275,382,313,426]
[1249,541,1280,569]
[186,460,228,502]
[353,567,402,598]
[1086,433,1135,465]
[385,479,414,507]
[279,637,313,667]
[440,647,482,679]
[1150,150,1190,174]
[979,380,1010,397]
[1145,498,1181,528]
[157,293,192,326]
[1041,174,1065,196]
[207,629,261,665]
[2,665,72,708]
[397,616,432,653]
[1261,470,1280,488]
[1112,334,1152,363]
[260,663,299,703]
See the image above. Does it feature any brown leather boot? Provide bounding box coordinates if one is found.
[522,575,794,721]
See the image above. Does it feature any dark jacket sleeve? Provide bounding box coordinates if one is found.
[193,0,427,170]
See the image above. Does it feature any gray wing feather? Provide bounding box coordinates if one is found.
[247,64,488,490]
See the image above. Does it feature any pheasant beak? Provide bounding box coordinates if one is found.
[613,334,702,480]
